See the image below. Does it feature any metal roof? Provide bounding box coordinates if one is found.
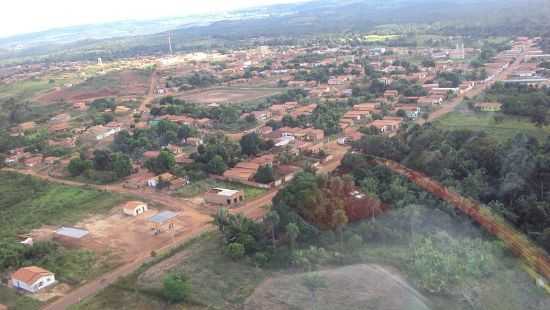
[56,227,89,239]
[148,211,178,224]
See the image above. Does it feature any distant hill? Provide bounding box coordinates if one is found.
[1,0,549,65]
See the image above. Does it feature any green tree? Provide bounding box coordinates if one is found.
[254,165,275,184]
[145,151,175,174]
[68,158,92,176]
[240,132,263,156]
[92,150,113,171]
[163,273,192,303]
[112,153,133,178]
[207,155,228,175]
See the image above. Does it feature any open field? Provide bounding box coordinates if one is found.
[71,202,549,310]
[177,87,282,105]
[434,111,550,142]
[0,171,129,241]
[0,76,78,101]
[364,34,401,42]
[36,69,151,103]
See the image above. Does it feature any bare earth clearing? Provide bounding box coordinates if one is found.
[35,70,150,103]
[245,264,431,310]
[178,87,281,104]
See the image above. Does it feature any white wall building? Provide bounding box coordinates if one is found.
[11,266,55,293]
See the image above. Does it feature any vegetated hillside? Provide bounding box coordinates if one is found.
[2,0,550,65]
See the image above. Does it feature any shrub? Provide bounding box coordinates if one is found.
[163,272,192,303]
[226,242,245,260]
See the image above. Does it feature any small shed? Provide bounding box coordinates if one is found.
[55,227,89,239]
[148,211,178,234]
[122,201,148,216]
[54,227,89,247]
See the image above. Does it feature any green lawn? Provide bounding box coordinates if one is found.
[434,111,550,142]
[175,178,267,200]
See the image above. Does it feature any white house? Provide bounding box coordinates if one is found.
[11,266,55,293]
[122,201,149,216]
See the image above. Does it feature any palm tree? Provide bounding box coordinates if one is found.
[302,273,327,310]
[286,223,300,255]
[264,211,280,249]
[213,207,229,233]
[332,209,348,251]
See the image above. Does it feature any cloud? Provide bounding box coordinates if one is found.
[0,0,304,37]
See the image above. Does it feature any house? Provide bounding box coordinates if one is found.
[165,144,183,155]
[275,165,302,184]
[394,105,421,119]
[115,106,131,114]
[204,188,245,206]
[143,150,161,160]
[341,110,371,124]
[383,90,399,100]
[122,201,148,216]
[257,126,273,137]
[16,121,36,133]
[474,102,502,112]
[11,266,55,293]
[223,155,274,182]
[48,122,71,133]
[24,156,42,168]
[184,137,203,146]
[73,102,87,110]
[370,117,403,134]
[43,157,59,165]
[417,96,444,107]
[85,123,122,141]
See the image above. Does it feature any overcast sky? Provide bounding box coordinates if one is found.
[0,0,305,38]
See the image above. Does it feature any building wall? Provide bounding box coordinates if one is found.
[12,275,55,293]
[204,192,244,206]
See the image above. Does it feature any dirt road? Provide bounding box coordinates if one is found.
[417,49,528,125]
[3,145,345,310]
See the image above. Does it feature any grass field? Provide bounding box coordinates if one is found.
[0,172,129,308]
[72,210,549,310]
[175,178,267,200]
[71,232,271,310]
[0,171,128,241]
[434,111,550,142]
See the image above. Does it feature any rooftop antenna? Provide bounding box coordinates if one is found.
[168,32,173,55]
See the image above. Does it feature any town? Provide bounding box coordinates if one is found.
[1,1,550,309]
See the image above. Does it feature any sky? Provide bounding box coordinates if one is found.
[0,0,305,38]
